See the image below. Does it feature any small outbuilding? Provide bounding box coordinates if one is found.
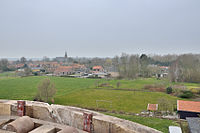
[147,104,158,111]
[177,100,200,119]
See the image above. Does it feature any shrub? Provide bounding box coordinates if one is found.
[178,90,193,98]
[166,87,173,94]
[36,78,56,102]
[158,98,174,114]
[116,82,121,88]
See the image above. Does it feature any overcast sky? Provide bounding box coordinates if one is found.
[0,0,200,58]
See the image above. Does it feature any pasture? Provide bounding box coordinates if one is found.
[0,75,184,113]
[0,73,199,132]
[0,76,198,113]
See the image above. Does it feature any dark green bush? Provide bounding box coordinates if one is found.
[178,90,193,98]
[166,87,172,94]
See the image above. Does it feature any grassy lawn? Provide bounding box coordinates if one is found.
[95,78,163,89]
[0,76,180,113]
[56,89,178,113]
[0,76,96,100]
[106,113,179,133]
[0,74,195,131]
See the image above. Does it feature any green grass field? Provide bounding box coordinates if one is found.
[0,75,197,113]
[0,76,179,113]
[0,72,198,132]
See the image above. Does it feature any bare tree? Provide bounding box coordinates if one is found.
[158,98,174,114]
[36,78,56,102]
[116,53,140,79]
[20,57,27,64]
[0,59,9,72]
[169,54,200,83]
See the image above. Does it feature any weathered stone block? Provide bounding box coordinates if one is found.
[25,105,33,117]
[32,105,54,122]
[0,103,10,116]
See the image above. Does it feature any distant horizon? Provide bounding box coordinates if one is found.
[1,52,200,61]
[1,0,200,58]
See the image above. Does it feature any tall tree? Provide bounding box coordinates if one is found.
[0,59,9,72]
[169,54,200,83]
[20,57,27,64]
[37,78,56,102]
[140,54,150,77]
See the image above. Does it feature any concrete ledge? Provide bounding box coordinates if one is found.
[0,100,162,133]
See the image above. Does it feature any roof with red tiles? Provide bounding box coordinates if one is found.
[71,64,86,69]
[177,100,200,113]
[147,104,158,111]
[54,66,73,73]
[93,66,103,70]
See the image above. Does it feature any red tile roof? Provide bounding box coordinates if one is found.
[16,64,24,68]
[54,66,73,73]
[147,104,158,111]
[93,66,103,70]
[177,100,200,113]
[71,64,86,69]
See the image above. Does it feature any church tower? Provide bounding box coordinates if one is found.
[65,51,68,58]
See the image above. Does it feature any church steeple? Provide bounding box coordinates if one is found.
[65,51,68,58]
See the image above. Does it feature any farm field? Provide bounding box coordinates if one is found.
[0,74,199,113]
[0,72,199,132]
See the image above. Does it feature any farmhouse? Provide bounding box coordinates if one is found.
[177,100,200,119]
[71,64,87,74]
[92,66,104,72]
[41,62,61,73]
[91,66,110,78]
[54,66,73,76]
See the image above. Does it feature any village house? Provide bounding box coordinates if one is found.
[54,64,87,76]
[91,66,109,78]
[40,62,61,73]
[15,64,25,69]
[156,66,169,79]
[71,64,87,74]
[92,66,104,73]
[177,100,200,119]
[54,66,73,76]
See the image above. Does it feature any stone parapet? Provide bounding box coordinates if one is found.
[0,100,162,133]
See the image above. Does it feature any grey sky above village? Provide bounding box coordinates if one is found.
[0,0,200,58]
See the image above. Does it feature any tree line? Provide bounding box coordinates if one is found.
[1,54,200,83]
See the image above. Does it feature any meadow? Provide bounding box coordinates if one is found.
[0,75,180,112]
[0,72,198,132]
[0,73,199,113]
